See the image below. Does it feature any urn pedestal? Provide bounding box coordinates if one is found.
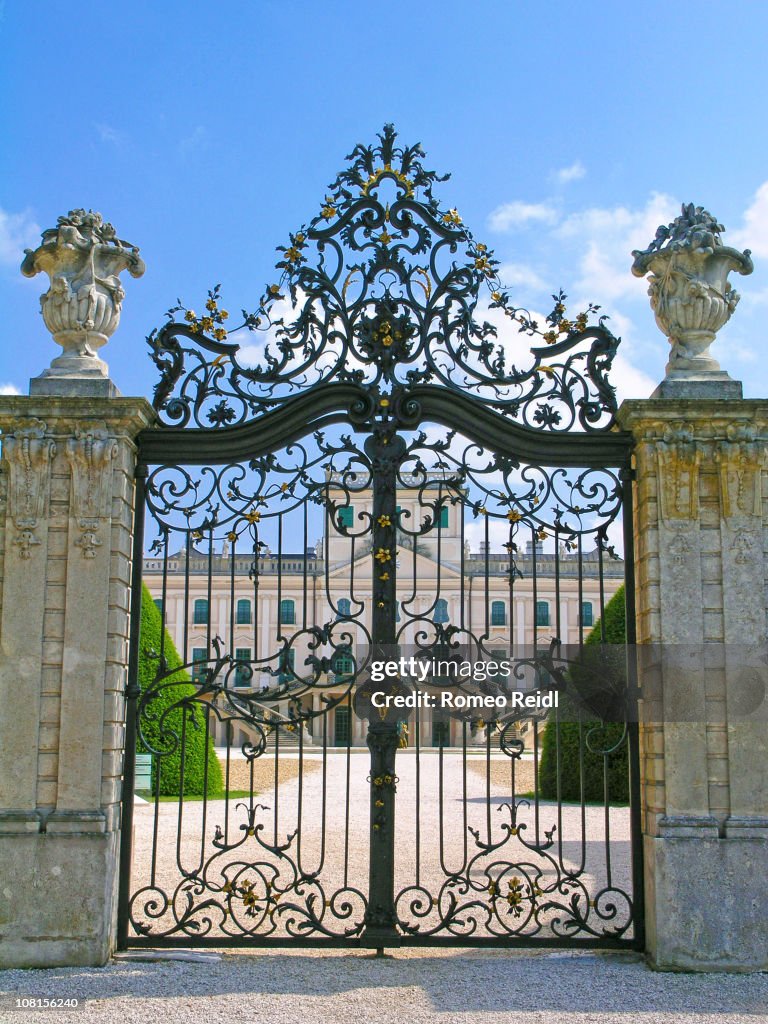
[21,209,145,397]
[632,204,752,399]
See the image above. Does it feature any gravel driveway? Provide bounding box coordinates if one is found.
[2,749,764,1024]
[1,949,767,1024]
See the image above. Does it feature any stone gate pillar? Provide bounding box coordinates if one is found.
[0,210,153,967]
[621,205,767,971]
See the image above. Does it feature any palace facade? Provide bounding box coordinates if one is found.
[143,480,624,748]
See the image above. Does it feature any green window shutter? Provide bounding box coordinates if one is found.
[234,647,252,687]
[191,648,207,683]
[280,599,295,624]
[278,648,296,683]
[434,598,449,623]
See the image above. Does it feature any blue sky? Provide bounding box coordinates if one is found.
[2,1,768,402]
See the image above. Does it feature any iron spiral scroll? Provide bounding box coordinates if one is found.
[146,123,621,435]
[124,126,640,949]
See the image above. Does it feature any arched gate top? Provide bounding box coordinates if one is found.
[147,125,623,438]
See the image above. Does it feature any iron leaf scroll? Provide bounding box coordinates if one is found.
[147,125,620,433]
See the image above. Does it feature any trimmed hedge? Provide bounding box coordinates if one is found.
[538,585,629,803]
[137,585,223,797]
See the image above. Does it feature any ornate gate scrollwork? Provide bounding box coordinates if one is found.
[119,125,641,951]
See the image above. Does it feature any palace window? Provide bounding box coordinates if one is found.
[234,647,252,687]
[491,601,506,626]
[338,507,354,529]
[331,648,355,680]
[277,648,296,684]
[434,598,449,623]
[536,601,550,627]
[236,599,251,625]
[337,597,351,618]
[280,599,296,625]
[191,648,207,683]
[193,599,209,625]
[581,601,594,628]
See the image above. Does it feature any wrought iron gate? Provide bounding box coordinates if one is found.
[118,127,642,950]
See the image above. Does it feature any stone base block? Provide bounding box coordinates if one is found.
[0,830,119,968]
[29,376,120,398]
[645,831,768,971]
[651,375,743,400]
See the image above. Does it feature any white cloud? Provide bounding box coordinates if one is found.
[233,293,301,366]
[488,201,558,232]
[552,161,586,185]
[608,353,655,402]
[497,262,548,294]
[95,123,126,147]
[726,341,759,365]
[179,125,206,156]
[0,383,20,395]
[730,181,768,258]
[0,208,40,267]
[740,285,768,308]
[474,297,653,401]
[557,192,678,301]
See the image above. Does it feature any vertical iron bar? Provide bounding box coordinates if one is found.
[206,525,213,658]
[117,464,147,949]
[622,462,645,949]
[182,531,190,661]
[363,431,400,947]
[224,719,232,843]
[198,706,211,874]
[414,711,421,886]
[343,690,352,887]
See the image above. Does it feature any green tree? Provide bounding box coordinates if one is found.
[136,585,223,797]
[538,585,629,803]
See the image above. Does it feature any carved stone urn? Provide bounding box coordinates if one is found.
[632,204,752,383]
[21,209,145,380]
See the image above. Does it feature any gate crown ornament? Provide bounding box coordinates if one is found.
[631,203,753,381]
[147,125,622,433]
[21,208,145,381]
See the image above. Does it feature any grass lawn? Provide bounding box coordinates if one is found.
[135,789,256,802]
